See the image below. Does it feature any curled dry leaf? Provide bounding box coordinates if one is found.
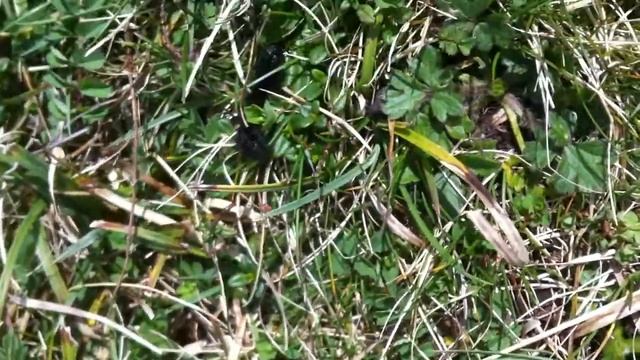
[369,192,425,248]
[466,210,528,266]
[90,188,176,226]
[204,198,263,223]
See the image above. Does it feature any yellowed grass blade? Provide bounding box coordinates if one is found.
[393,124,529,266]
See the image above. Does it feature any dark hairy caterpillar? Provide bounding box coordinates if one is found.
[233,44,285,164]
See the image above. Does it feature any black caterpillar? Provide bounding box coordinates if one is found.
[233,44,285,164]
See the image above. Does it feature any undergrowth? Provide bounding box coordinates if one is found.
[1,0,639,359]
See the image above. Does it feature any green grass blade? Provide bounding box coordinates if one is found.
[90,221,208,258]
[53,229,105,264]
[267,145,380,217]
[35,224,69,303]
[0,199,46,318]
[399,185,455,265]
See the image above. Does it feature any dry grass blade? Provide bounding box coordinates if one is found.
[574,289,640,337]
[183,0,241,101]
[466,210,527,266]
[8,294,163,355]
[90,188,176,226]
[483,289,640,359]
[369,192,425,248]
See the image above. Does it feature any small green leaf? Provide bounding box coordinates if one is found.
[430,91,464,122]
[415,46,447,87]
[338,234,357,256]
[375,0,400,9]
[399,166,420,184]
[446,0,494,18]
[473,23,494,52]
[244,105,265,125]
[289,112,316,130]
[308,45,328,65]
[43,72,67,88]
[356,4,376,24]
[383,73,426,119]
[228,272,255,288]
[353,261,377,279]
[330,255,350,276]
[71,50,106,70]
[0,58,9,72]
[46,47,68,67]
[176,281,200,300]
[457,154,501,176]
[522,140,553,169]
[549,113,572,147]
[79,78,112,98]
[255,335,278,360]
[551,141,612,193]
[0,330,29,360]
[438,22,475,56]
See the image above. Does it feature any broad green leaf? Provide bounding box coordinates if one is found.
[549,112,572,147]
[308,45,328,65]
[445,114,474,140]
[398,166,420,184]
[551,141,612,194]
[383,73,426,119]
[79,78,112,98]
[330,255,350,277]
[430,91,464,122]
[176,281,200,300]
[46,48,68,67]
[289,112,316,130]
[522,140,554,169]
[43,72,67,88]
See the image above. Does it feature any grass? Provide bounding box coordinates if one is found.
[1,0,640,359]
